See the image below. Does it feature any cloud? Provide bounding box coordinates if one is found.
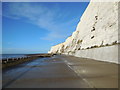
[3,2,80,40]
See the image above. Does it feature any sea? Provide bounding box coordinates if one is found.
[0,54,27,60]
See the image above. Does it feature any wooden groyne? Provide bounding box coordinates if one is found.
[1,54,54,69]
[27,53,55,57]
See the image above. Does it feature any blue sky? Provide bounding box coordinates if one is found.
[2,2,89,54]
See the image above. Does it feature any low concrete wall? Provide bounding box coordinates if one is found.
[74,45,119,64]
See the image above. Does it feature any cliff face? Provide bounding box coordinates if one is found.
[49,1,120,64]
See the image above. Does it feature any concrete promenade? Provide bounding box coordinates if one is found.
[2,55,118,88]
[61,55,118,88]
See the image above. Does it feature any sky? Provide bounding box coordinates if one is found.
[2,2,89,54]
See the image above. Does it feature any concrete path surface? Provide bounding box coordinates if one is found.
[2,55,90,88]
[2,55,118,88]
[61,55,118,88]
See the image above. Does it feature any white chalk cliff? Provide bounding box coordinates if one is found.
[49,1,120,64]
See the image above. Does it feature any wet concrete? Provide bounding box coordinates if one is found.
[2,56,90,88]
[2,55,118,88]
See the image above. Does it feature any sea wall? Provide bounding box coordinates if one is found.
[49,1,119,64]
